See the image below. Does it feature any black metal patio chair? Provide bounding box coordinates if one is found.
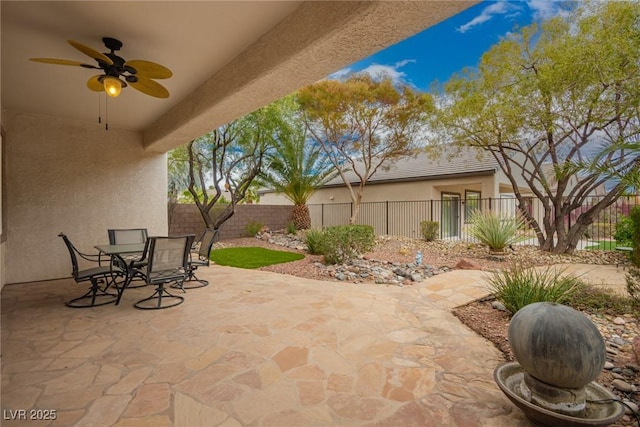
[182,228,219,289]
[107,228,149,286]
[58,233,124,308]
[133,235,194,310]
[108,228,149,245]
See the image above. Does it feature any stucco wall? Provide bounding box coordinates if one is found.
[261,175,502,206]
[1,120,4,290]
[4,111,168,284]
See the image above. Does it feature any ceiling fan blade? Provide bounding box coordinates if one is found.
[68,40,113,65]
[87,75,105,92]
[30,58,98,68]
[129,77,170,98]
[125,60,172,79]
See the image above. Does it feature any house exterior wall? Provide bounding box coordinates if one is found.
[261,174,502,205]
[1,122,4,290]
[3,111,168,284]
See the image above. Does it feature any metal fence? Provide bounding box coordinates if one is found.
[308,195,638,245]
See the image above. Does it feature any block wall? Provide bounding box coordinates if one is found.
[169,204,294,240]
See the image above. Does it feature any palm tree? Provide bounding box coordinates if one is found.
[260,98,337,229]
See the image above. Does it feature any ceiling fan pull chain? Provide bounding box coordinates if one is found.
[98,94,102,124]
[105,96,109,131]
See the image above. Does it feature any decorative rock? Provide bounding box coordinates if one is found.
[622,400,638,416]
[604,361,614,370]
[491,301,507,312]
[454,258,480,270]
[607,347,620,356]
[611,379,635,393]
[611,336,626,346]
[318,256,444,286]
[620,368,635,377]
[394,267,408,277]
[613,317,626,325]
[626,363,640,372]
[633,336,640,364]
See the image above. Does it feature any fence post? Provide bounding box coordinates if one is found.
[386,201,389,235]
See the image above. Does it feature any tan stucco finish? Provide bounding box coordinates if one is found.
[4,111,168,283]
[260,175,506,206]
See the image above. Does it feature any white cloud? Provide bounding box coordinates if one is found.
[458,0,573,34]
[526,0,572,21]
[328,60,416,87]
[457,1,520,33]
[327,67,352,80]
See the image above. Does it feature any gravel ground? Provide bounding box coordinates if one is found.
[215,234,630,281]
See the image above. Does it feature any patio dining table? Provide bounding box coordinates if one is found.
[95,243,146,305]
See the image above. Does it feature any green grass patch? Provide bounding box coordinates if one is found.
[585,240,621,250]
[209,247,304,269]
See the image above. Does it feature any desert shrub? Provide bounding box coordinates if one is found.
[626,267,640,307]
[304,228,326,255]
[629,205,640,267]
[420,221,439,241]
[286,221,297,235]
[488,265,583,314]
[467,210,527,252]
[613,215,633,246]
[245,220,264,237]
[321,225,375,265]
[564,281,639,317]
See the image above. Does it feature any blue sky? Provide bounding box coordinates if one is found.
[330,0,575,92]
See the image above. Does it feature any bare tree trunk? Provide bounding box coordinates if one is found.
[349,186,365,224]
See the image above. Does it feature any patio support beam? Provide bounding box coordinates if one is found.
[142,0,478,153]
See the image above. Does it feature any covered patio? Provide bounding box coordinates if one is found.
[2,265,531,426]
[2,2,540,426]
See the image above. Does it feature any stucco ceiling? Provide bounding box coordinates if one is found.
[1,1,302,130]
[1,1,478,152]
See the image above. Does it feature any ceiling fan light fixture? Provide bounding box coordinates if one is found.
[103,76,123,97]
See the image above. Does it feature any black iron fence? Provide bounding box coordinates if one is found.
[308,195,639,246]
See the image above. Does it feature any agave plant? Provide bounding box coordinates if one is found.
[467,209,528,252]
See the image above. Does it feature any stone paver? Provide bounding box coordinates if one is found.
[4,264,623,426]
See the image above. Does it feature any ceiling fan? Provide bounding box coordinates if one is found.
[30,37,172,99]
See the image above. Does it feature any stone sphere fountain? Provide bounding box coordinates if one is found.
[494,302,624,427]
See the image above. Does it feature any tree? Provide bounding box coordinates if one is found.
[298,73,433,223]
[258,97,337,230]
[589,135,640,191]
[433,0,640,254]
[183,104,280,230]
[167,146,192,228]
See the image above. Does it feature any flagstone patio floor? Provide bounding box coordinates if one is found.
[3,264,602,426]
